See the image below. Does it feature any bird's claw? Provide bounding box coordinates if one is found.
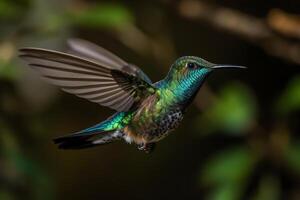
[137,143,156,153]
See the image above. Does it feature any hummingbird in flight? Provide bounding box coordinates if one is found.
[19,39,245,153]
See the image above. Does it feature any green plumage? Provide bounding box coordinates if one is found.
[19,39,245,153]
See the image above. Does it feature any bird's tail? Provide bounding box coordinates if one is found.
[53,130,123,149]
[53,112,126,149]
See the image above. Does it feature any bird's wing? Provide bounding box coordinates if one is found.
[19,48,156,112]
[67,38,152,84]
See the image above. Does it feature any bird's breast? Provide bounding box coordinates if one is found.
[124,94,183,144]
[145,108,183,142]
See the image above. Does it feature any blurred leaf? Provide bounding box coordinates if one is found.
[0,121,54,200]
[26,115,52,138]
[33,173,54,200]
[252,176,280,200]
[0,0,20,19]
[201,146,257,185]
[276,76,300,115]
[0,119,18,153]
[197,83,256,135]
[70,3,133,29]
[0,189,14,200]
[284,141,300,174]
[207,184,240,200]
[0,41,19,81]
[0,62,19,80]
[40,13,67,34]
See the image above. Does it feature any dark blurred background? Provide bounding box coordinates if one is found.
[1,0,300,199]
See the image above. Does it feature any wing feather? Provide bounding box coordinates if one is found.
[68,38,127,69]
[19,47,155,111]
[67,38,152,84]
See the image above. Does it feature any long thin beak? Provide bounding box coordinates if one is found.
[212,65,247,69]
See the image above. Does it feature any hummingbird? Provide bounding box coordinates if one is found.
[19,38,245,153]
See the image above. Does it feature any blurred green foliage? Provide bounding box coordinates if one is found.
[284,141,300,174]
[0,120,53,200]
[0,62,19,81]
[70,3,133,29]
[197,76,300,199]
[201,147,258,200]
[276,76,300,115]
[197,83,256,135]
[0,0,22,19]
[201,147,257,185]
[253,176,280,200]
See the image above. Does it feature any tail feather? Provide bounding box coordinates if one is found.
[53,112,128,149]
[53,130,123,149]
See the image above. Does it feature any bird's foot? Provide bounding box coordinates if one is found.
[137,143,156,153]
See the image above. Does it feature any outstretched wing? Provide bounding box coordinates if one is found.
[67,38,152,84]
[19,47,156,111]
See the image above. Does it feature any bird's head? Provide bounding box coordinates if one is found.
[162,56,246,106]
[168,56,246,81]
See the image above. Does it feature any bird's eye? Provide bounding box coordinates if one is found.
[187,62,198,69]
